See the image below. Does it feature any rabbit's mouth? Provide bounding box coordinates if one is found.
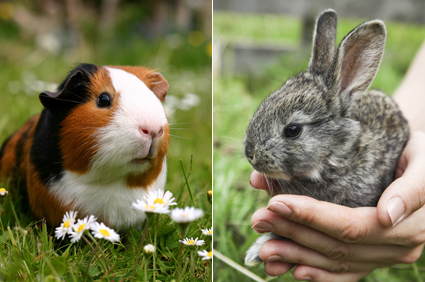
[262,170,291,182]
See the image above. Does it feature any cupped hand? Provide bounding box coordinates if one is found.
[249,131,425,282]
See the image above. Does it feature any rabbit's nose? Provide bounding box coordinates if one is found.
[246,152,256,166]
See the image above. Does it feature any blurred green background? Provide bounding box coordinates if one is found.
[213,9,425,282]
[0,0,212,207]
[0,1,212,280]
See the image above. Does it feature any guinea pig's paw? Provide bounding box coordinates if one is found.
[245,233,281,266]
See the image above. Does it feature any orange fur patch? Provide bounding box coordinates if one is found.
[27,162,71,225]
[0,115,39,185]
[59,67,117,174]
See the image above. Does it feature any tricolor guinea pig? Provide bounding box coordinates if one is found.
[0,63,170,228]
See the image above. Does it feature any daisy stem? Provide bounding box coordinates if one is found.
[142,256,147,282]
[190,250,195,277]
[175,223,189,280]
[131,216,150,282]
[153,214,159,281]
[84,253,95,282]
[175,241,184,280]
[82,235,107,273]
[87,232,111,272]
[178,257,190,281]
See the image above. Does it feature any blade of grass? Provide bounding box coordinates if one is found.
[177,157,194,204]
[213,249,268,282]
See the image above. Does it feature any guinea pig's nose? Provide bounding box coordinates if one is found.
[139,125,164,138]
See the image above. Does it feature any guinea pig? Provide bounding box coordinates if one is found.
[0,63,170,229]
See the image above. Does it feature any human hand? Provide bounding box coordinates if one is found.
[249,131,425,281]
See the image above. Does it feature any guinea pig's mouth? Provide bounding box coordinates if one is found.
[131,158,150,165]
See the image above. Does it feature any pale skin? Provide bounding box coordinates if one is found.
[249,41,425,282]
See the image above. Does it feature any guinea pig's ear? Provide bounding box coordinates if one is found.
[148,72,168,102]
[308,9,337,74]
[39,70,86,112]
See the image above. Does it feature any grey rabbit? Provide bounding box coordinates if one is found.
[243,9,410,266]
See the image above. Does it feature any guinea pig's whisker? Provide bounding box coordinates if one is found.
[169,134,192,140]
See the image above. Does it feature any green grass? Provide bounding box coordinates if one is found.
[213,12,425,282]
[0,8,212,281]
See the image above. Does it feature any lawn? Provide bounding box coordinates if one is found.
[0,4,212,281]
[213,11,425,282]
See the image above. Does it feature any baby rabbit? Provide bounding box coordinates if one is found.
[0,63,170,229]
[244,9,409,266]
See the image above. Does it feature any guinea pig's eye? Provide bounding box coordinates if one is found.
[283,124,302,138]
[96,92,112,108]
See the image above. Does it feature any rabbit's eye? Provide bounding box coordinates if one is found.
[283,124,302,138]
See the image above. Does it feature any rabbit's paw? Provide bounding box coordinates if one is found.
[245,233,281,266]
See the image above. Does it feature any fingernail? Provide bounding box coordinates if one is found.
[300,276,312,281]
[252,220,273,233]
[266,255,281,262]
[387,197,406,226]
[267,202,293,217]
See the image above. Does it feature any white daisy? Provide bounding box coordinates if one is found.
[144,189,177,207]
[179,237,205,246]
[197,250,212,260]
[0,188,8,196]
[55,211,78,240]
[170,207,204,223]
[143,244,156,254]
[201,227,212,236]
[69,215,97,243]
[132,199,170,214]
[90,222,120,242]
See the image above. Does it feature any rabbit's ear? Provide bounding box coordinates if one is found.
[308,9,337,74]
[330,20,386,102]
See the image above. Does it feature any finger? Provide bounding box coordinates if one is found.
[249,170,269,190]
[377,131,425,227]
[252,205,419,264]
[293,265,371,282]
[263,261,295,277]
[259,239,386,273]
[267,195,384,244]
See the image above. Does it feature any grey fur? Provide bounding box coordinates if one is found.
[244,10,409,266]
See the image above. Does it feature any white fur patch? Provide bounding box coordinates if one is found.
[50,161,167,229]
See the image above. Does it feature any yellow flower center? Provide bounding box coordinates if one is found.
[187,240,195,245]
[145,204,156,211]
[154,198,164,205]
[207,230,212,235]
[64,219,70,228]
[207,251,212,257]
[0,188,6,193]
[182,213,188,217]
[99,228,110,237]
[77,223,86,233]
[208,190,212,196]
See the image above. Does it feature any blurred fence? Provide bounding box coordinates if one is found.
[213,0,425,76]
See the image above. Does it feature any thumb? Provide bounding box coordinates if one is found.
[377,132,425,227]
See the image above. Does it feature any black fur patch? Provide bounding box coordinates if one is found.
[31,63,99,184]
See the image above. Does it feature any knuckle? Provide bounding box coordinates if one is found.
[407,232,425,247]
[330,261,350,272]
[338,220,367,243]
[323,242,350,260]
[398,250,422,264]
